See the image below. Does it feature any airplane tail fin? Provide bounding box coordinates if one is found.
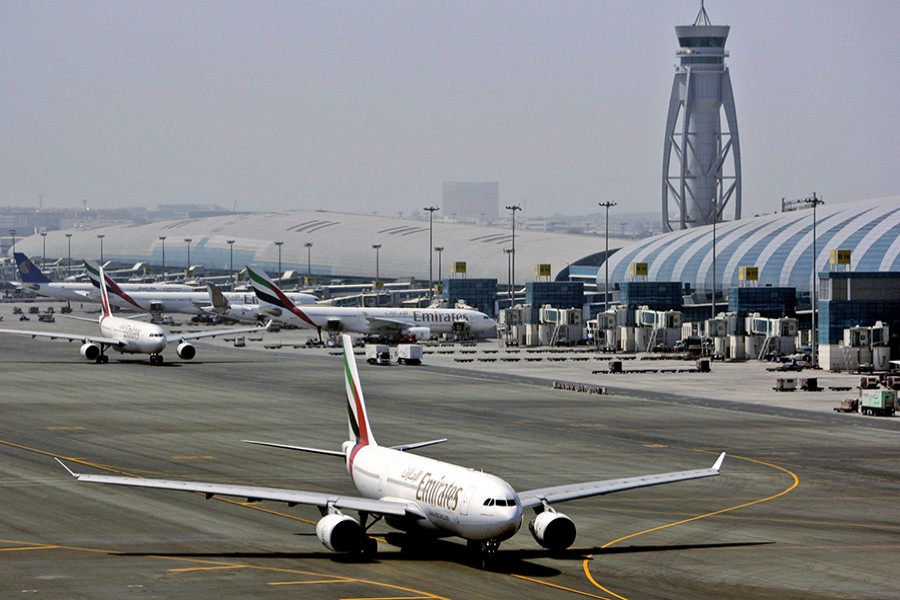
[341,334,377,447]
[14,253,51,284]
[247,265,317,327]
[97,265,113,320]
[207,282,230,312]
[84,260,141,310]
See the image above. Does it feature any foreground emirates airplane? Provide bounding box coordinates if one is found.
[58,334,725,564]
[247,265,497,340]
[12,252,191,302]
[82,260,317,317]
[0,265,268,364]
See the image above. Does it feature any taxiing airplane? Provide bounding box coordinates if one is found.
[13,252,191,303]
[247,265,497,340]
[0,265,269,364]
[58,334,725,564]
[82,260,318,318]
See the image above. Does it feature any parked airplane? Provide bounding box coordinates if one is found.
[82,260,317,317]
[59,334,725,564]
[13,252,191,303]
[247,265,497,340]
[0,265,269,364]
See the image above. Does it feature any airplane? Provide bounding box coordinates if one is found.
[12,252,191,303]
[0,264,270,364]
[82,260,318,317]
[246,265,497,340]
[58,334,725,565]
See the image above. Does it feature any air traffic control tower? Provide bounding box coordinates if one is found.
[662,3,741,232]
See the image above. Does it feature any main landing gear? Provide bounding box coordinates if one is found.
[149,354,164,365]
[95,355,109,364]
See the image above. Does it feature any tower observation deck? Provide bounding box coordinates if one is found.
[662,2,741,231]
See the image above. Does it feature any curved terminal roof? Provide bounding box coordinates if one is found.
[602,196,900,295]
[15,210,622,284]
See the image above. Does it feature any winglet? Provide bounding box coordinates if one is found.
[55,457,78,478]
[711,452,726,472]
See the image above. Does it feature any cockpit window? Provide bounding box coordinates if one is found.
[483,498,517,507]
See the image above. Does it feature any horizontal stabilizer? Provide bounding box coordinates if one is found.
[390,438,448,452]
[242,439,344,457]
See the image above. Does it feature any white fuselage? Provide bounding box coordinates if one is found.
[109,290,316,315]
[22,281,192,303]
[99,314,168,355]
[346,444,522,541]
[262,304,498,338]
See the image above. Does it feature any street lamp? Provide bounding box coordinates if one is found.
[504,248,514,307]
[184,238,192,273]
[505,204,522,302]
[598,201,616,312]
[65,233,72,278]
[159,236,166,281]
[226,240,235,289]
[804,192,824,368]
[274,241,283,278]
[9,229,16,254]
[304,242,313,281]
[434,246,444,285]
[424,206,439,299]
[372,244,382,286]
[40,232,47,268]
[97,234,105,264]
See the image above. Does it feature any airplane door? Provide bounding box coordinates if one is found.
[459,487,475,516]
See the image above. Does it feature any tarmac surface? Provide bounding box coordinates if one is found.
[1,301,899,599]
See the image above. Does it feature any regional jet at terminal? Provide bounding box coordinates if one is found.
[247,265,497,340]
[0,265,269,364]
[59,334,725,565]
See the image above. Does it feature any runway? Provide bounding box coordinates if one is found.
[1,307,899,599]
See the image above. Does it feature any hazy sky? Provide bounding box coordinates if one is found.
[2,1,898,218]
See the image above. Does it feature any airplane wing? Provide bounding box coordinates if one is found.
[174,321,271,342]
[517,453,725,509]
[56,459,414,517]
[0,327,123,347]
[361,315,408,334]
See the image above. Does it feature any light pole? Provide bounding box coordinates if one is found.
[424,206,439,299]
[184,238,192,273]
[65,233,72,278]
[805,192,824,368]
[159,236,166,281]
[711,197,718,320]
[226,239,235,289]
[598,201,616,312]
[372,244,382,286]
[434,246,444,285]
[274,241,283,278]
[40,232,47,268]
[304,242,313,281]
[505,204,522,302]
[504,248,514,307]
[9,229,16,254]
[97,234,105,264]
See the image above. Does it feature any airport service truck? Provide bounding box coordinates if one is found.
[860,390,896,416]
[365,344,391,365]
[397,344,423,366]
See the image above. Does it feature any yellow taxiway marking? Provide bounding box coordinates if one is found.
[511,573,616,599]
[582,453,800,600]
[171,455,217,460]
[168,565,250,573]
[0,544,59,552]
[46,426,85,431]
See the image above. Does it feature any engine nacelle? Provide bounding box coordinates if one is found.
[80,342,101,361]
[316,514,365,552]
[529,510,576,551]
[405,326,431,341]
[176,342,196,360]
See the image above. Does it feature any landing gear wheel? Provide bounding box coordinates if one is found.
[469,539,500,569]
[361,536,377,558]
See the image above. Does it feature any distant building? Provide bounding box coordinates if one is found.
[442,182,499,221]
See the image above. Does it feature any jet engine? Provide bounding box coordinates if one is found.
[405,326,431,341]
[176,342,196,360]
[315,514,366,552]
[529,509,576,551]
[80,342,101,361]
